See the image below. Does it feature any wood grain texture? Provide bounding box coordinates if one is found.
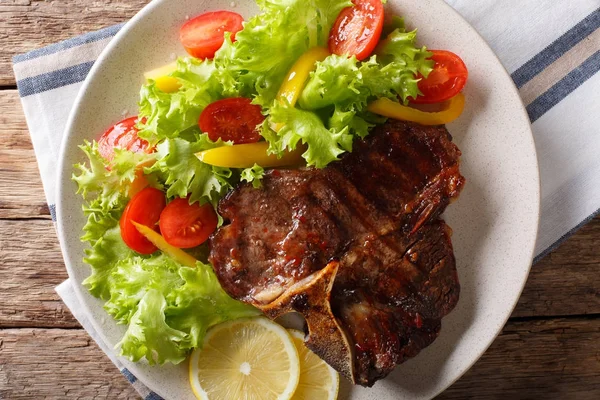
[0,0,149,86]
[0,90,50,219]
[440,318,600,399]
[1,318,598,400]
[513,217,600,317]
[0,328,139,399]
[0,220,78,328]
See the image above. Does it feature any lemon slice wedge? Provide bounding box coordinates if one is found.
[189,317,300,400]
[289,329,339,400]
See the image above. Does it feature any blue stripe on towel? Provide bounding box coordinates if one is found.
[12,24,124,64]
[533,205,600,264]
[145,392,165,400]
[17,61,95,98]
[48,204,57,222]
[527,50,600,122]
[511,8,600,89]
[121,368,138,384]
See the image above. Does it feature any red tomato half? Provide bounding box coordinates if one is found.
[328,0,384,61]
[159,198,218,249]
[98,116,150,161]
[199,97,264,144]
[412,50,468,104]
[120,187,166,254]
[180,11,244,59]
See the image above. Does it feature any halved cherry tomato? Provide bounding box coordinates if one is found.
[328,0,384,61]
[180,11,244,59]
[98,116,150,161]
[159,198,218,249]
[120,187,166,254]
[199,98,265,144]
[411,50,468,104]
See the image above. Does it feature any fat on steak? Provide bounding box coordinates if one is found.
[209,120,465,386]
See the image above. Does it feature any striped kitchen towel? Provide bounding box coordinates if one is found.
[12,1,600,399]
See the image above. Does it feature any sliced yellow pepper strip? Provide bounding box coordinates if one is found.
[196,142,305,169]
[144,62,178,80]
[367,93,466,126]
[144,62,181,93]
[197,48,328,169]
[154,76,181,93]
[277,47,330,107]
[131,221,198,268]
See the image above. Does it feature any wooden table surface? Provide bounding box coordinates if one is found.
[1,1,599,399]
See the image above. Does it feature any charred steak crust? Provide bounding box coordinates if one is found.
[209,120,465,386]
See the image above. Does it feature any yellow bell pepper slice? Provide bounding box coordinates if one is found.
[154,76,181,93]
[277,47,330,107]
[367,93,466,126]
[144,62,181,93]
[131,221,198,268]
[144,62,178,80]
[196,142,305,169]
[271,47,330,132]
[197,48,328,169]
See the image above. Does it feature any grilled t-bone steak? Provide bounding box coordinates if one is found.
[209,120,465,386]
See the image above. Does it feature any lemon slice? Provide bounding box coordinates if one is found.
[189,317,300,400]
[289,329,339,400]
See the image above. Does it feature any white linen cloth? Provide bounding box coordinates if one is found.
[12,2,600,399]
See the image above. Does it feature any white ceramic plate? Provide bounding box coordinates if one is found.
[56,0,540,399]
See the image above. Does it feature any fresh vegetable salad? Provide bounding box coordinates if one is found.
[73,0,467,366]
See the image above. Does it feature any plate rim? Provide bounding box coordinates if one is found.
[55,0,541,398]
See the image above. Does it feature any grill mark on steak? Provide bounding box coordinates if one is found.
[209,120,465,386]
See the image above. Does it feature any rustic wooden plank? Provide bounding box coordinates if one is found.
[440,318,600,399]
[0,0,149,86]
[0,220,78,328]
[0,90,49,219]
[0,328,139,399]
[1,318,598,399]
[512,216,600,318]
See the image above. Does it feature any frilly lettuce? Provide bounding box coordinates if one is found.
[73,138,256,365]
[263,102,353,168]
[214,0,352,107]
[264,18,433,167]
[241,164,265,188]
[73,142,156,212]
[113,258,259,365]
[138,58,224,143]
[298,25,433,110]
[146,135,233,205]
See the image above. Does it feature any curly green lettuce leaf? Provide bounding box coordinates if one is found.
[376,25,433,75]
[82,223,135,300]
[74,143,154,299]
[215,0,352,106]
[329,107,378,139]
[72,142,156,211]
[138,58,224,143]
[264,102,352,168]
[104,254,183,324]
[117,289,190,365]
[299,25,433,111]
[241,164,265,188]
[147,135,233,204]
[115,262,258,365]
[299,55,374,111]
[165,264,260,349]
